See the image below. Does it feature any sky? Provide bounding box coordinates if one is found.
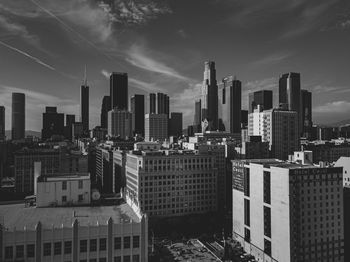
[0,0,350,132]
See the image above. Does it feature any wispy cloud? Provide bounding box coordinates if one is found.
[129,78,164,93]
[252,52,293,66]
[314,100,350,113]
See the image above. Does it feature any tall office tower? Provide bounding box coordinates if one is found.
[279,72,302,134]
[232,159,344,262]
[66,114,75,128]
[194,99,201,126]
[100,95,111,129]
[80,68,89,133]
[11,92,25,140]
[169,112,183,137]
[248,106,299,160]
[248,90,273,113]
[131,94,145,136]
[301,89,312,139]
[65,114,75,140]
[41,107,65,140]
[110,72,128,110]
[157,92,170,117]
[201,61,218,130]
[0,106,5,140]
[218,76,242,134]
[144,114,168,142]
[108,109,132,139]
[149,93,156,114]
[241,110,248,129]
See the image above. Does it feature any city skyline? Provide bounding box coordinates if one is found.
[0,0,350,132]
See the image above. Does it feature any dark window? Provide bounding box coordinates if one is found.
[16,245,24,258]
[244,168,250,197]
[264,206,271,238]
[62,181,67,190]
[99,238,107,251]
[64,241,72,254]
[78,194,83,201]
[263,171,271,204]
[133,254,140,262]
[27,244,35,258]
[43,243,51,256]
[244,199,250,226]
[99,258,106,262]
[80,240,87,253]
[133,236,140,248]
[124,236,131,249]
[89,259,97,262]
[264,239,271,256]
[78,180,83,189]
[54,242,62,255]
[244,228,250,243]
[114,257,122,262]
[5,246,13,259]
[124,256,131,262]
[114,237,121,249]
[90,239,97,252]
[62,195,67,202]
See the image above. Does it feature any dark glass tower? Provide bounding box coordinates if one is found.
[248,90,273,113]
[218,76,241,134]
[169,112,183,137]
[149,93,156,114]
[11,92,25,140]
[301,89,312,139]
[100,96,111,129]
[194,99,201,126]
[157,93,169,117]
[0,106,4,140]
[131,94,145,136]
[201,61,218,130]
[110,72,128,110]
[80,67,89,134]
[41,107,64,140]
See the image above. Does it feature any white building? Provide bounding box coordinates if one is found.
[248,106,299,160]
[144,114,168,142]
[232,159,344,262]
[108,109,132,139]
[335,157,350,187]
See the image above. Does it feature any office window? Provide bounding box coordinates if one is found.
[27,244,35,258]
[123,256,131,262]
[78,194,83,201]
[80,260,87,262]
[133,236,140,248]
[62,195,67,202]
[64,241,72,254]
[78,180,83,189]
[80,240,87,253]
[114,237,121,249]
[89,259,97,262]
[43,243,51,256]
[133,254,140,262]
[16,245,24,258]
[54,242,62,255]
[5,246,13,259]
[62,181,67,190]
[90,239,97,252]
[124,236,131,249]
[114,256,121,262]
[99,258,106,262]
[99,238,107,251]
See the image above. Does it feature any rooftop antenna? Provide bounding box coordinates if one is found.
[83,64,87,86]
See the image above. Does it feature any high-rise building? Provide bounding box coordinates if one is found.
[301,89,312,139]
[194,99,201,126]
[100,95,111,129]
[0,106,5,140]
[41,107,64,140]
[157,93,169,117]
[232,159,344,262]
[248,90,273,113]
[169,112,183,137]
[218,76,241,134]
[149,93,156,114]
[11,92,25,140]
[110,72,128,110]
[201,61,218,130]
[65,114,75,140]
[80,69,89,133]
[108,109,132,139]
[144,114,168,142]
[279,72,302,133]
[131,95,145,136]
[241,110,248,129]
[248,106,299,160]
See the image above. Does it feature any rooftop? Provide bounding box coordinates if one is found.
[37,173,90,182]
[0,203,140,230]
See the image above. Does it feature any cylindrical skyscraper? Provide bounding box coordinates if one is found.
[12,92,25,140]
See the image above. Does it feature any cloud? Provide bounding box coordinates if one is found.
[252,52,293,66]
[314,101,350,113]
[129,78,164,93]
[177,29,188,38]
[101,69,111,79]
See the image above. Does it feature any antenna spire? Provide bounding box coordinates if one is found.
[83,64,87,86]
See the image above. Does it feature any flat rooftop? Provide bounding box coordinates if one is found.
[0,203,140,230]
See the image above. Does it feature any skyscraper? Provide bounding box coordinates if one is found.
[194,99,201,126]
[248,90,273,113]
[218,76,242,134]
[41,107,65,140]
[157,92,169,117]
[201,61,218,130]
[144,114,168,142]
[100,96,111,129]
[80,68,89,133]
[169,112,183,137]
[279,72,302,133]
[149,93,156,114]
[0,106,4,140]
[110,72,128,110]
[108,109,132,139]
[130,94,145,136]
[301,89,312,139]
[12,92,25,140]
[65,114,75,140]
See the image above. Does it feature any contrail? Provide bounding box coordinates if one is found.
[0,40,56,71]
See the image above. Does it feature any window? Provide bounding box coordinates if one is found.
[90,239,97,252]
[89,259,97,262]
[62,195,67,202]
[80,240,87,253]
[78,180,83,189]
[27,244,35,258]
[43,243,51,256]
[99,238,107,251]
[114,237,121,249]
[64,241,72,254]
[54,242,62,255]
[114,257,121,262]
[133,254,140,262]
[5,246,13,259]
[62,181,67,190]
[133,236,140,248]
[123,256,131,262]
[78,194,83,202]
[124,236,131,249]
[16,245,24,258]
[99,258,106,262]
